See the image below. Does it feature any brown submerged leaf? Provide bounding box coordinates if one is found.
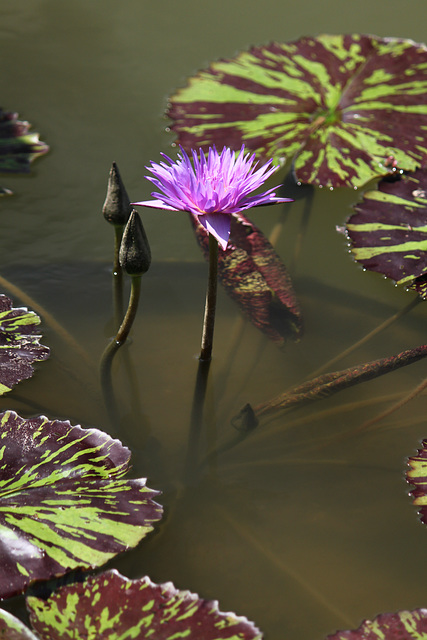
[190,211,303,346]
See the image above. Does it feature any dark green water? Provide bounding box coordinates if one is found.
[2,2,427,639]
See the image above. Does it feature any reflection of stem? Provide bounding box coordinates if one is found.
[0,273,93,369]
[184,358,211,484]
[200,234,218,361]
[100,275,142,429]
[309,296,421,379]
[113,225,125,331]
[216,504,354,627]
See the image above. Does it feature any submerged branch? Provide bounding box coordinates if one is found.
[233,343,427,429]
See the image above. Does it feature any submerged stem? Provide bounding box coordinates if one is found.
[200,234,218,361]
[184,358,212,484]
[99,275,142,427]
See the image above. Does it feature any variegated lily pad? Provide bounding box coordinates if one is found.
[407,438,427,526]
[326,609,427,640]
[0,411,163,599]
[0,609,38,640]
[346,169,427,297]
[168,34,427,188]
[0,108,48,193]
[26,569,262,640]
[0,294,49,395]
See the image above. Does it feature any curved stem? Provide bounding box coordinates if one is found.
[115,275,141,344]
[200,234,218,361]
[99,275,142,427]
[113,225,125,331]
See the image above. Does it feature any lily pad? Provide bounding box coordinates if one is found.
[190,212,303,345]
[0,294,50,395]
[0,609,38,640]
[0,108,48,192]
[407,438,427,526]
[168,34,427,188]
[326,609,427,640]
[346,168,427,297]
[0,411,163,599]
[26,569,262,640]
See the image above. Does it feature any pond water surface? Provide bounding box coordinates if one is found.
[2,2,427,640]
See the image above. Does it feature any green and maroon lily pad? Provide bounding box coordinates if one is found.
[0,108,48,193]
[190,212,303,345]
[407,438,427,526]
[326,609,427,640]
[168,34,427,188]
[0,609,38,640]
[346,168,427,297]
[0,294,49,395]
[26,569,262,640]
[0,411,163,599]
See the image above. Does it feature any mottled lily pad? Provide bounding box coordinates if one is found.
[0,108,48,193]
[326,609,427,640]
[190,212,303,345]
[26,569,262,640]
[407,438,427,526]
[0,294,49,395]
[0,609,38,640]
[168,34,427,188]
[0,411,163,599]
[346,168,427,297]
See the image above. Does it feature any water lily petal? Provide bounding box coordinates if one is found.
[133,145,292,249]
[198,212,231,250]
[131,199,179,211]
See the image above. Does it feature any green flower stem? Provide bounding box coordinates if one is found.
[115,275,141,344]
[100,275,142,428]
[199,234,218,362]
[184,233,219,482]
[113,224,125,331]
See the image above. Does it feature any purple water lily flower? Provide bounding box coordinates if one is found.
[132,145,292,250]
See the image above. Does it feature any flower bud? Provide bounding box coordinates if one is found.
[119,210,151,276]
[102,162,132,226]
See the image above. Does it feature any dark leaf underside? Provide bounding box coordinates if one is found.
[190,211,303,345]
